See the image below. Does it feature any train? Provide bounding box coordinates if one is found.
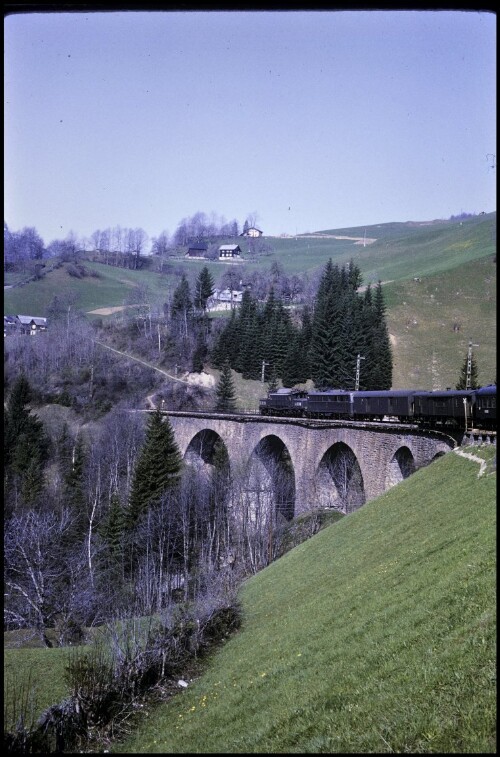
[259,384,497,431]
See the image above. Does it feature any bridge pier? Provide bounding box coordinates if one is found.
[164,413,456,518]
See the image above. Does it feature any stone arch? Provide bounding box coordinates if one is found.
[386,446,416,489]
[314,442,365,514]
[183,429,231,500]
[430,450,447,463]
[184,429,230,471]
[242,434,296,523]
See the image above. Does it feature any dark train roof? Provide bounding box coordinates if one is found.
[354,390,417,397]
[474,384,496,395]
[412,389,474,398]
[308,389,353,396]
[268,388,307,395]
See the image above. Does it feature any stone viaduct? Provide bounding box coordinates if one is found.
[163,411,456,517]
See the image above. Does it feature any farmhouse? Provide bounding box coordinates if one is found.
[5,315,48,336]
[240,226,263,238]
[185,242,208,259]
[219,244,242,260]
[207,288,244,311]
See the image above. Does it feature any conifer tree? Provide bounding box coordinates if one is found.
[261,288,277,364]
[171,274,193,318]
[5,375,49,504]
[282,331,307,387]
[366,282,393,389]
[235,291,260,379]
[170,274,193,341]
[194,266,215,313]
[5,375,46,466]
[210,309,240,368]
[456,348,480,389]
[215,361,237,412]
[127,409,183,526]
[65,436,86,512]
[309,261,345,388]
[192,331,208,372]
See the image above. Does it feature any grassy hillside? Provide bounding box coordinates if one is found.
[268,212,496,281]
[4,446,495,751]
[113,445,496,753]
[4,213,496,391]
[386,253,496,389]
[4,214,495,317]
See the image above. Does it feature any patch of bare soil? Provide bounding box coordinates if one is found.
[296,234,377,244]
[87,305,140,315]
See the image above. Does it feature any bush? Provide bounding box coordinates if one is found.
[3,595,242,752]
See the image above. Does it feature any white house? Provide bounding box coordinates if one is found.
[241,226,263,238]
[207,288,244,311]
[218,244,242,260]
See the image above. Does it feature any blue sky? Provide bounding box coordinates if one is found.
[4,9,496,249]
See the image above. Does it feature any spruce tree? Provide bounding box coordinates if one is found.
[194,266,215,312]
[5,375,44,466]
[171,274,192,315]
[235,291,260,379]
[170,273,193,333]
[65,436,86,511]
[456,348,479,389]
[210,309,240,368]
[127,409,183,526]
[367,282,393,389]
[282,331,308,387]
[309,262,345,388]
[215,361,237,412]
[192,331,208,372]
[5,375,49,504]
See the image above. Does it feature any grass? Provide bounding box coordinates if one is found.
[4,647,73,732]
[112,448,496,753]
[385,254,496,389]
[3,447,495,750]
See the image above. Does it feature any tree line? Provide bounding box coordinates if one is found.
[4,210,262,269]
[211,259,393,391]
[4,372,308,649]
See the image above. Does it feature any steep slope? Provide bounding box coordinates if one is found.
[115,446,496,753]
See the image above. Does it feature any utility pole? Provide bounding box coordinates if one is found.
[463,397,469,433]
[466,339,479,389]
[355,354,365,391]
[261,360,270,383]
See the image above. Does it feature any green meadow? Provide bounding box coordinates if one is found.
[4,446,496,752]
[111,444,496,753]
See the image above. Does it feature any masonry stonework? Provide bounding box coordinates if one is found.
[165,414,455,516]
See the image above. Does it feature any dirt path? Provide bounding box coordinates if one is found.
[453,448,488,477]
[93,340,191,385]
[94,340,217,409]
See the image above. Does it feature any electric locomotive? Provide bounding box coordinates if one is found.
[259,384,496,430]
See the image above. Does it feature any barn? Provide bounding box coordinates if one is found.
[185,243,208,259]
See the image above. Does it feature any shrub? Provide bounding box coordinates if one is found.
[3,595,242,752]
